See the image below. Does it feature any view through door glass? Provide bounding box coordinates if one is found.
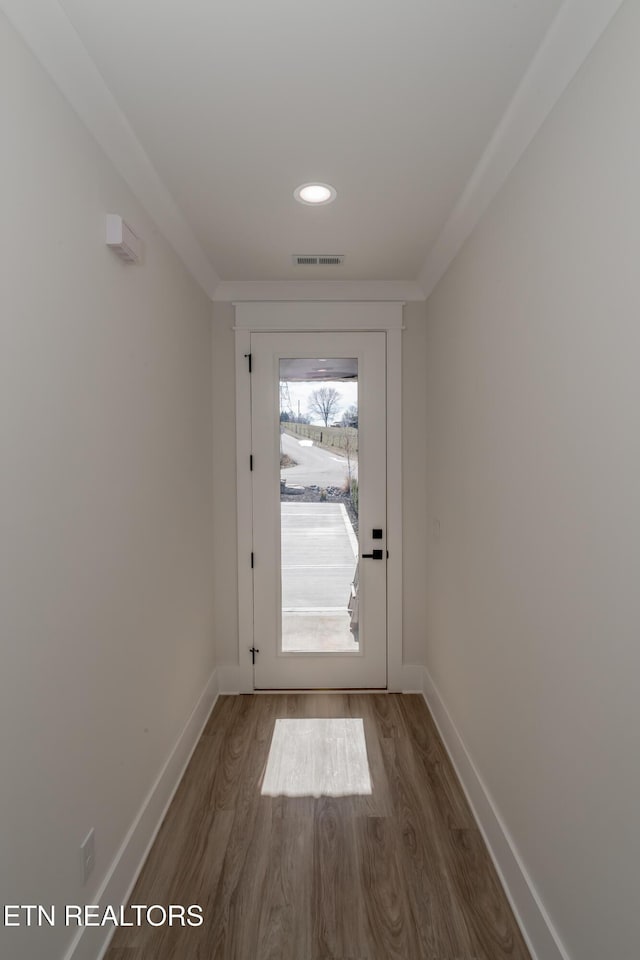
[279,358,359,653]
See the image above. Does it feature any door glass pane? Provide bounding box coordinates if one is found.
[279,358,359,653]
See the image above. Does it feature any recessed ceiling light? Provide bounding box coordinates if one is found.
[294,182,337,205]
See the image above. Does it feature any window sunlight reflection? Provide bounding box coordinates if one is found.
[261,718,372,797]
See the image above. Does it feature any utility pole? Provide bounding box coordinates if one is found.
[279,381,294,419]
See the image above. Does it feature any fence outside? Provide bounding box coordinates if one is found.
[283,422,358,458]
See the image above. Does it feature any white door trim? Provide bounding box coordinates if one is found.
[233,301,404,692]
[234,301,404,332]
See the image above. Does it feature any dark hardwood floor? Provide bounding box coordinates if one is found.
[104,694,530,959]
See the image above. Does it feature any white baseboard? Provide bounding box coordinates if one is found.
[63,666,220,960]
[219,660,425,694]
[219,661,425,694]
[421,667,569,960]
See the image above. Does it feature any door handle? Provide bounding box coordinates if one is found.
[361,549,384,560]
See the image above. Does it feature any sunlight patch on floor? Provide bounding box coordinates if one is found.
[261,718,372,797]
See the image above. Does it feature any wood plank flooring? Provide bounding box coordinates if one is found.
[104,694,530,960]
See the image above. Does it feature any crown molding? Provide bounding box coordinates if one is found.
[214,280,425,302]
[418,0,624,300]
[2,0,220,300]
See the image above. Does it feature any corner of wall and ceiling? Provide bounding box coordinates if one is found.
[1,0,220,301]
[417,0,624,300]
[1,0,623,305]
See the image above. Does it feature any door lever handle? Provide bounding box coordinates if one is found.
[361,549,384,560]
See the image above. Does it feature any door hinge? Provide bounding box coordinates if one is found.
[244,352,252,373]
[250,454,254,471]
[251,552,254,568]
[249,646,260,664]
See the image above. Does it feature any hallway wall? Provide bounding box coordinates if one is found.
[211,301,428,670]
[423,3,640,958]
[1,15,215,960]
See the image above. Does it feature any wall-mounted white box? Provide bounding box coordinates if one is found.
[106,214,141,263]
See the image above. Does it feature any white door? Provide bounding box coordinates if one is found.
[251,331,387,689]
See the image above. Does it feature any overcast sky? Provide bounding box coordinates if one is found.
[281,380,358,425]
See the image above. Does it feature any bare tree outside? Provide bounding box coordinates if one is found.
[341,404,358,428]
[307,386,341,427]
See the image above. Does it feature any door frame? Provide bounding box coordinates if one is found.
[233,301,404,692]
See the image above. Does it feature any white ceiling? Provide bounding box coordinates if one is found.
[3,1,620,296]
[280,358,358,382]
[53,0,564,285]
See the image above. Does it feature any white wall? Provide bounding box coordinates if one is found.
[1,15,215,960]
[423,3,640,958]
[211,301,428,669]
[402,303,428,664]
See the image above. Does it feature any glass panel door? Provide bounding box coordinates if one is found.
[251,331,387,689]
[279,358,359,653]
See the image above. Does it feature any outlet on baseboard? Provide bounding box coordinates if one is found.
[80,829,95,885]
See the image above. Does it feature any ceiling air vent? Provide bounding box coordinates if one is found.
[292,254,345,266]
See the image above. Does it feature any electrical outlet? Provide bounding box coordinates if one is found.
[80,829,95,885]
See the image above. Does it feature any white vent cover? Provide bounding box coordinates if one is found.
[106,214,141,263]
[292,254,345,266]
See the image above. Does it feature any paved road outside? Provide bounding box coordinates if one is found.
[281,502,358,652]
[281,431,358,488]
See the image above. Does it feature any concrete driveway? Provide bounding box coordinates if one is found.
[281,502,359,652]
[280,430,357,488]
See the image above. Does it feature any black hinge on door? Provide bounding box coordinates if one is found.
[250,454,254,471]
[249,646,260,664]
[250,552,254,568]
[244,352,252,373]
